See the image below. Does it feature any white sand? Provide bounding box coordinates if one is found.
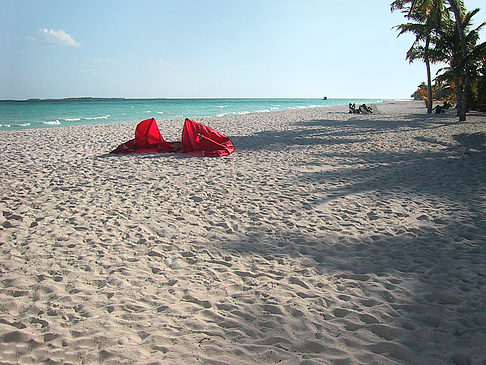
[1,100,485,364]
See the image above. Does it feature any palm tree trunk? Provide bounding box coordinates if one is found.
[454,74,463,117]
[425,36,433,114]
[448,0,469,121]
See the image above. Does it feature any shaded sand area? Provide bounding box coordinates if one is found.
[1,101,485,364]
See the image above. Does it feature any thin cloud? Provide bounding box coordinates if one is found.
[38,28,81,47]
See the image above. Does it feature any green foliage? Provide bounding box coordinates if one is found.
[434,7,486,108]
[391,0,485,115]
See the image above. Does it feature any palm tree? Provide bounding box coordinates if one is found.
[391,0,446,113]
[391,0,478,120]
[464,17,486,109]
[475,58,486,108]
[448,1,469,120]
[435,8,486,113]
[394,20,433,113]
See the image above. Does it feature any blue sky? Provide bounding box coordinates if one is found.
[1,0,484,99]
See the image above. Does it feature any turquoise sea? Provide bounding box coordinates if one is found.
[0,98,383,131]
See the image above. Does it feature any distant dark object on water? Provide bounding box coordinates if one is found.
[323,97,327,100]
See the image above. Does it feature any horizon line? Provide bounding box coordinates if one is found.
[1,96,395,102]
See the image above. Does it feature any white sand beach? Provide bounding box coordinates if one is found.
[1,100,485,364]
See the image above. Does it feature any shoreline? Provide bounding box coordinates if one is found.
[1,100,485,364]
[0,97,384,131]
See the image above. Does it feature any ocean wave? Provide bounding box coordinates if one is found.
[85,114,110,120]
[3,98,384,131]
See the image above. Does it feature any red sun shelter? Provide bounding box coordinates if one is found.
[111,118,235,157]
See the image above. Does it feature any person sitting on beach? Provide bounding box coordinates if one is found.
[433,101,452,114]
[348,103,359,114]
[358,104,373,114]
[433,104,445,114]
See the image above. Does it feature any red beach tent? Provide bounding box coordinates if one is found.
[111,118,234,157]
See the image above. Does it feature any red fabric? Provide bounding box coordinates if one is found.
[111,118,180,154]
[182,118,235,156]
[135,118,160,147]
[111,118,234,157]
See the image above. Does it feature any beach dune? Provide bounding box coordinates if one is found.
[1,101,485,364]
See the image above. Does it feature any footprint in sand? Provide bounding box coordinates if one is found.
[359,313,380,324]
[2,211,23,228]
[183,294,211,308]
[333,308,352,318]
[288,276,309,289]
[368,341,414,362]
[370,324,402,341]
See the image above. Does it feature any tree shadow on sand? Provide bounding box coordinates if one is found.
[208,126,486,363]
[232,116,457,152]
[216,216,485,362]
[320,131,485,201]
[230,122,366,152]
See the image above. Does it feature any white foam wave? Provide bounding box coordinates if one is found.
[256,109,271,113]
[64,118,81,121]
[43,120,61,125]
[0,124,11,128]
[18,123,31,127]
[85,114,110,120]
[157,111,164,114]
